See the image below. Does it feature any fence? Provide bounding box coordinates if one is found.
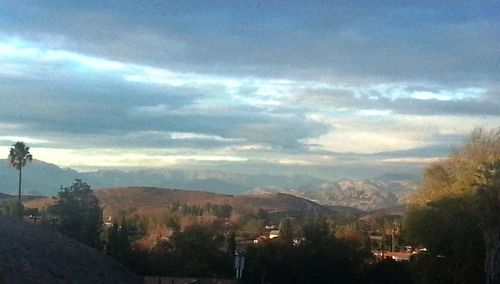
[144,276,237,284]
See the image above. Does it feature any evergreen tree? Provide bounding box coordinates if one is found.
[49,179,103,248]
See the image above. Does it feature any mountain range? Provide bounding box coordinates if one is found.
[0,159,420,210]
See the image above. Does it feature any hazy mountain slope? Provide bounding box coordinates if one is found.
[0,192,12,200]
[0,216,141,284]
[251,180,418,211]
[1,159,418,210]
[84,170,327,195]
[0,159,81,196]
[0,160,326,196]
[82,170,249,194]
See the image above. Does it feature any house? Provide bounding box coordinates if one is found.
[269,229,280,239]
[373,251,416,262]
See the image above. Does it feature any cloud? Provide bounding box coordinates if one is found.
[379,157,442,165]
[0,36,497,162]
[0,37,335,153]
[2,1,499,85]
[0,1,499,177]
[29,147,248,170]
[295,85,500,116]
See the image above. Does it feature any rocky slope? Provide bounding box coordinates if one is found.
[250,180,418,211]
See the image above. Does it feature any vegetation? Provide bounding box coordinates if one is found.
[8,141,32,204]
[150,225,231,277]
[407,128,500,283]
[105,220,133,265]
[245,218,371,284]
[49,179,103,249]
[0,201,25,218]
[8,129,500,283]
[405,197,485,283]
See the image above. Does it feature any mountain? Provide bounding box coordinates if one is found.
[0,216,141,283]
[1,159,418,210]
[0,159,326,196]
[373,173,421,182]
[0,192,12,200]
[83,169,327,195]
[0,159,81,196]
[249,180,419,211]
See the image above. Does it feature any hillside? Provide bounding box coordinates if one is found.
[94,187,332,215]
[26,186,336,221]
[0,192,12,200]
[360,205,407,222]
[0,216,141,283]
[95,187,231,210]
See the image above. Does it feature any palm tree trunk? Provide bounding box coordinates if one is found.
[484,226,500,284]
[18,167,22,204]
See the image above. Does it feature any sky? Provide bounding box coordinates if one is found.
[0,1,499,180]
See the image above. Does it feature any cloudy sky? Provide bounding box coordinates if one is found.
[0,1,499,180]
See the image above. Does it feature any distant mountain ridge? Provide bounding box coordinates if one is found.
[0,159,419,210]
[0,159,80,196]
[248,180,419,211]
[0,159,327,196]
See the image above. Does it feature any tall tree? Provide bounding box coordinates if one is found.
[49,179,103,248]
[408,128,500,284]
[474,160,500,284]
[105,219,132,264]
[8,141,32,204]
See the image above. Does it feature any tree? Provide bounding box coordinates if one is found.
[49,179,102,248]
[279,217,300,244]
[244,218,370,284]
[408,128,500,283]
[212,204,232,218]
[105,219,133,265]
[8,141,32,204]
[169,225,225,277]
[0,201,25,218]
[405,198,485,283]
[148,225,228,277]
[474,160,500,284]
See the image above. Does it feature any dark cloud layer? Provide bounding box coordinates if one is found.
[0,69,329,150]
[2,1,499,85]
[299,87,500,116]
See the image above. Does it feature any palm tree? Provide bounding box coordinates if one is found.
[8,141,33,203]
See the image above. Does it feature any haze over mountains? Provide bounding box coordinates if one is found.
[0,159,419,210]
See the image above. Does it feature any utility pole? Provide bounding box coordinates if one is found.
[235,254,245,283]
